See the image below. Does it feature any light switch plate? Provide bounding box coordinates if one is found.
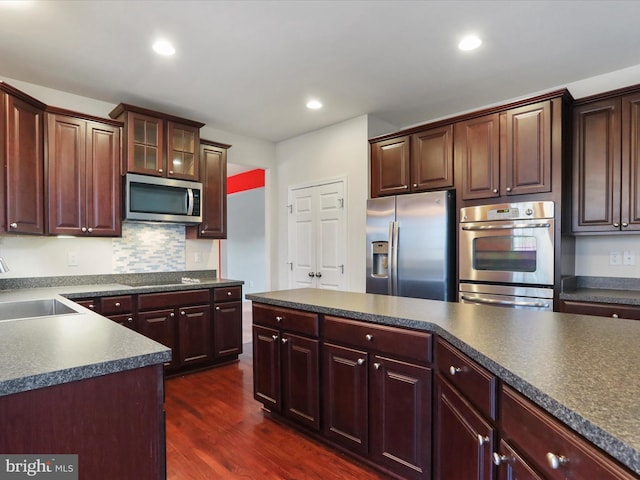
[610,251,622,266]
[624,250,635,265]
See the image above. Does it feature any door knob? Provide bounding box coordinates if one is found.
[308,272,315,277]
[315,272,322,278]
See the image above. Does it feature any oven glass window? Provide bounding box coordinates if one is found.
[473,236,536,272]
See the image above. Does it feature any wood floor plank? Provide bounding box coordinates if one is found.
[165,346,390,479]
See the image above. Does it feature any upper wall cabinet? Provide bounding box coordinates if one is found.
[0,83,46,235]
[456,100,552,201]
[46,108,123,236]
[191,140,231,239]
[370,125,454,198]
[109,103,204,181]
[573,90,640,233]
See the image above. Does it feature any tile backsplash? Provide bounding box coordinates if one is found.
[113,222,186,273]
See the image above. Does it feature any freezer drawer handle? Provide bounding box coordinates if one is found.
[461,223,550,231]
[460,295,550,309]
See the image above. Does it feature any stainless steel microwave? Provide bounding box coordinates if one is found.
[124,173,203,224]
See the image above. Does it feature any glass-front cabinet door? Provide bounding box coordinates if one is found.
[167,122,199,180]
[128,111,164,176]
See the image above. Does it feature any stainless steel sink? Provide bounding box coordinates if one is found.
[0,299,81,322]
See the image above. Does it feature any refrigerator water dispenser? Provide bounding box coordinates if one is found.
[371,241,389,277]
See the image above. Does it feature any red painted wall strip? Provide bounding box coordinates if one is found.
[227,169,265,194]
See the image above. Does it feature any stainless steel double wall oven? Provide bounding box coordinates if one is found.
[458,201,555,311]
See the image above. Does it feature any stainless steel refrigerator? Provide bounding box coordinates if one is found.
[366,190,455,301]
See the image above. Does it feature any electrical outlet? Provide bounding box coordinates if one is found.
[67,251,78,267]
[610,251,622,266]
[624,250,635,266]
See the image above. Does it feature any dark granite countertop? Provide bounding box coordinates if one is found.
[247,288,640,476]
[560,276,640,306]
[0,272,244,398]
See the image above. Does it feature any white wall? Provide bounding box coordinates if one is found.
[0,75,275,279]
[274,115,371,292]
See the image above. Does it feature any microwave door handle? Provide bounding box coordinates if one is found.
[460,295,550,309]
[186,189,194,215]
[461,223,551,231]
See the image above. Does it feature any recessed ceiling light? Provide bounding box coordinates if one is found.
[458,35,482,51]
[152,39,176,56]
[0,0,33,8]
[306,100,323,110]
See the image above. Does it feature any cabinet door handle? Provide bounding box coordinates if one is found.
[88,304,95,310]
[506,187,512,192]
[281,338,288,344]
[402,185,408,189]
[477,434,490,446]
[493,453,511,466]
[622,222,629,227]
[215,306,221,311]
[127,317,133,323]
[9,223,17,229]
[357,358,365,365]
[449,365,462,375]
[159,168,164,173]
[546,452,568,470]
[114,302,121,307]
[87,227,93,233]
[275,316,283,322]
[271,335,278,340]
[169,170,174,175]
[614,222,620,227]
[170,312,175,317]
[612,313,619,318]
[492,189,498,194]
[365,334,373,341]
[227,291,232,296]
[373,362,381,370]
[180,311,186,315]
[81,227,87,232]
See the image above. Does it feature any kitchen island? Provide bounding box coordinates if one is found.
[247,288,640,478]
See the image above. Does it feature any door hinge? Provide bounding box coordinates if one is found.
[339,264,344,274]
[287,262,293,271]
[338,198,344,208]
[287,204,293,214]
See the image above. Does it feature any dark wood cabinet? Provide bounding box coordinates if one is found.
[323,315,433,479]
[457,100,552,201]
[110,103,204,181]
[573,91,640,233]
[100,294,135,329]
[434,375,495,480]
[494,439,545,480]
[178,304,212,366]
[46,109,122,236]
[322,342,369,455]
[370,127,454,198]
[560,299,640,320]
[370,135,411,197]
[138,308,178,368]
[212,286,243,358]
[193,140,230,238]
[456,113,500,200]
[1,86,46,234]
[500,384,637,480]
[411,125,454,192]
[252,304,320,431]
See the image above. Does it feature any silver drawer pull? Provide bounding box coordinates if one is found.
[275,316,283,322]
[357,358,365,365]
[449,366,462,376]
[227,291,232,296]
[493,453,511,466]
[373,363,381,370]
[546,452,568,470]
[281,338,288,344]
[114,302,121,307]
[478,434,489,446]
[365,334,373,341]
[271,335,278,340]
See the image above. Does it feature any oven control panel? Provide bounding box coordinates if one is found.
[461,201,554,222]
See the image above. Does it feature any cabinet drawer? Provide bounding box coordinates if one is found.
[323,315,432,364]
[436,338,497,420]
[138,289,210,310]
[501,385,637,480]
[561,300,640,320]
[213,286,242,303]
[74,298,100,312]
[100,295,134,315]
[252,303,319,337]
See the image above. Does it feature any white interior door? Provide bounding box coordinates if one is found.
[288,180,346,290]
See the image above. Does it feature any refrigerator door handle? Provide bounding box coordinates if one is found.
[390,221,399,296]
[387,221,394,295]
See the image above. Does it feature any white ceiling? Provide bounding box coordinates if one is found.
[1,0,639,145]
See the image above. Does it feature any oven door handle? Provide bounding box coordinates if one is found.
[461,223,551,231]
[460,295,551,309]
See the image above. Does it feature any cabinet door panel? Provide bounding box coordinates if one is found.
[282,333,319,431]
[457,114,500,200]
[167,122,199,180]
[5,95,44,234]
[370,136,410,197]
[572,99,621,232]
[47,114,85,234]
[622,92,640,230]
[125,111,163,176]
[252,324,280,410]
[370,355,431,480]
[411,125,453,191]
[213,301,243,358]
[137,309,177,369]
[178,305,211,366]
[198,143,227,238]
[322,342,369,455]
[86,121,121,236]
[505,101,551,196]
[496,440,544,480]
[434,375,494,480]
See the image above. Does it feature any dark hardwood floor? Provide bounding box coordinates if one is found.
[165,345,389,479]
